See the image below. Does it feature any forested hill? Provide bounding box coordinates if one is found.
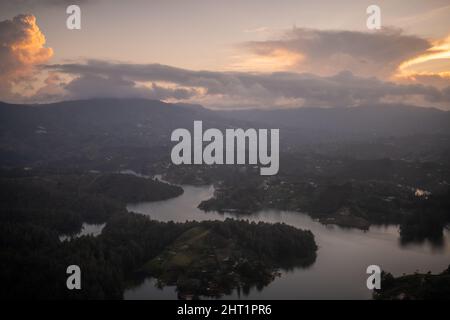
[0,170,183,235]
[0,99,220,167]
[374,266,450,300]
[0,169,317,299]
[1,99,450,169]
[218,104,450,137]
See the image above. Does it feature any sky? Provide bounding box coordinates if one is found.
[0,0,450,109]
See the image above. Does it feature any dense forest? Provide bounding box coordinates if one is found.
[374,265,450,300]
[0,169,183,235]
[144,219,317,297]
[0,169,317,299]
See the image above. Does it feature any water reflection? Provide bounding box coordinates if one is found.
[125,184,450,300]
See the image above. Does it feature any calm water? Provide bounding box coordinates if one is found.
[125,184,450,300]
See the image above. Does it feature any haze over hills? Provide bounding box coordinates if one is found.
[219,104,450,137]
[0,99,223,167]
[1,98,450,168]
[3,99,449,139]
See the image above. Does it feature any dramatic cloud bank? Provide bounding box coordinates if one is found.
[0,14,53,100]
[241,27,432,79]
[0,14,449,109]
[47,60,450,109]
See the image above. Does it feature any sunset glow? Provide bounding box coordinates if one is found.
[397,35,450,77]
[227,49,304,72]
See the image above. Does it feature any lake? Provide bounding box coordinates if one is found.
[125,183,450,300]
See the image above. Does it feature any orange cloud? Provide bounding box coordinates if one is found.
[239,28,431,78]
[396,36,450,83]
[399,37,450,74]
[0,14,53,101]
[227,48,304,72]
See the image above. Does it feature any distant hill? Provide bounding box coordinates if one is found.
[1,99,450,167]
[0,99,227,167]
[219,104,450,137]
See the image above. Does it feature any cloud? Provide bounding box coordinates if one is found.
[63,73,199,101]
[31,71,68,102]
[397,35,450,76]
[46,60,450,109]
[0,16,446,109]
[0,14,53,100]
[395,72,450,90]
[239,27,432,78]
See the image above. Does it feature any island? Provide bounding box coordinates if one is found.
[140,219,317,298]
[0,168,317,299]
[374,265,450,300]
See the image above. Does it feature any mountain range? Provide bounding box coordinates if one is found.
[1,99,449,168]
